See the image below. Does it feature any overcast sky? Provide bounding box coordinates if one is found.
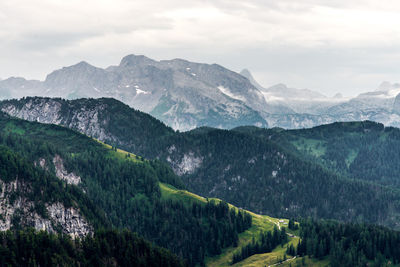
[1,0,399,96]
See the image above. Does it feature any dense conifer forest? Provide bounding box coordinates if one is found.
[297,219,400,266]
[0,112,252,266]
[0,229,186,266]
[231,226,288,264]
[5,98,400,229]
[5,102,400,265]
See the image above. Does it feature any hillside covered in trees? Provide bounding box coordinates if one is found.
[6,98,400,265]
[252,120,400,188]
[3,98,400,230]
[297,219,400,267]
[0,229,186,266]
[0,111,253,266]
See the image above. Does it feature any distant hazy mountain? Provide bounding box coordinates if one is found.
[0,55,268,131]
[241,69,345,114]
[239,69,264,91]
[376,81,400,92]
[2,54,400,130]
[241,70,400,128]
[0,77,42,99]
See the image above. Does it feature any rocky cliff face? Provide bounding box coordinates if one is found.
[0,178,91,238]
[393,93,400,114]
[52,155,81,185]
[166,149,203,176]
[1,97,115,142]
[0,97,178,158]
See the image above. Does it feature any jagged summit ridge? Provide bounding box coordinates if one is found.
[1,54,268,131]
[2,54,400,130]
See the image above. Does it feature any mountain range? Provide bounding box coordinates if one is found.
[3,96,400,265]
[2,54,400,130]
[3,54,400,265]
[3,96,400,230]
[0,55,268,131]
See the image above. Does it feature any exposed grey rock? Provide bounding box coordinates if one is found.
[167,152,203,176]
[0,55,269,131]
[46,202,92,238]
[393,93,400,114]
[0,77,43,100]
[34,158,48,170]
[2,54,400,129]
[53,155,81,185]
[1,97,114,142]
[240,69,264,91]
[377,81,400,92]
[0,178,28,231]
[242,70,400,128]
[0,178,90,237]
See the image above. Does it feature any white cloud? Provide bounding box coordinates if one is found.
[1,0,400,96]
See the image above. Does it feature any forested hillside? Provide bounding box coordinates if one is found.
[297,219,400,267]
[0,145,104,236]
[0,111,253,266]
[259,121,400,188]
[0,229,186,266]
[3,98,400,230]
[0,97,174,156]
[4,102,400,266]
[152,127,400,229]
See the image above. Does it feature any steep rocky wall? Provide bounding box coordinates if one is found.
[0,178,91,238]
[52,155,81,185]
[1,98,114,142]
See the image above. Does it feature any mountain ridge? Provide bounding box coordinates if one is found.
[1,54,269,131]
[3,97,400,230]
[2,54,400,131]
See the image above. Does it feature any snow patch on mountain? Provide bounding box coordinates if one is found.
[136,88,150,95]
[218,86,245,101]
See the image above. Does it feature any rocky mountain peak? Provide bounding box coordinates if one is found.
[3,77,28,83]
[119,54,156,67]
[268,83,288,91]
[393,93,400,114]
[240,69,264,90]
[74,61,94,69]
[63,61,98,74]
[240,68,252,78]
[44,61,101,84]
[377,81,400,92]
[333,93,343,98]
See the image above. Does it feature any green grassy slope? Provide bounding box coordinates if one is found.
[80,143,309,267]
[158,181,305,267]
